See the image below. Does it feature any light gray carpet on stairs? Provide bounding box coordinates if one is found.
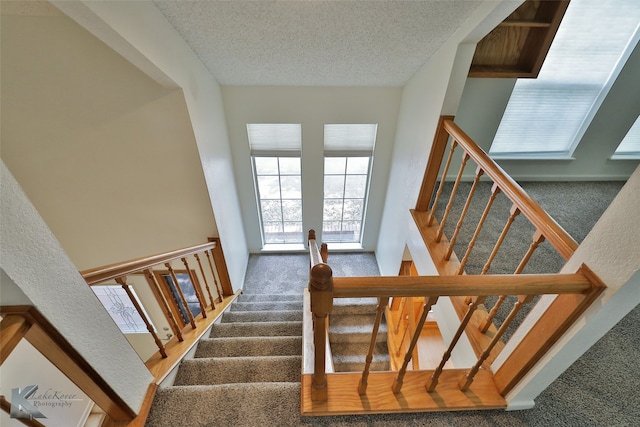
[147,181,639,426]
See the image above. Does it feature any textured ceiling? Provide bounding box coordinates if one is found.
[152,1,483,86]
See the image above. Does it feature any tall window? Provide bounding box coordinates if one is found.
[92,286,154,334]
[322,124,377,244]
[247,124,303,245]
[613,115,640,159]
[254,156,303,243]
[490,0,640,158]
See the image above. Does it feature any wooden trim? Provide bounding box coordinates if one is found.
[493,264,606,395]
[331,273,591,299]
[1,314,32,365]
[415,115,455,212]
[82,242,216,285]
[0,306,136,422]
[301,369,506,416]
[207,237,234,296]
[441,118,578,260]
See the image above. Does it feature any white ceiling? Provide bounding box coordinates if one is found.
[152,1,484,87]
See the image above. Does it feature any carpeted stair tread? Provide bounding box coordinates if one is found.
[331,341,390,372]
[209,321,302,338]
[174,355,302,385]
[195,336,302,358]
[221,310,302,323]
[237,294,303,302]
[332,300,379,315]
[145,383,300,427]
[230,301,303,311]
[330,326,388,343]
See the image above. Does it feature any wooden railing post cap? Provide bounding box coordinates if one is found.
[309,263,333,291]
[308,229,317,241]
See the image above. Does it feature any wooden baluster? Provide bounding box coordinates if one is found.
[358,297,389,394]
[205,250,224,302]
[445,166,484,260]
[194,253,215,309]
[436,152,469,242]
[165,262,196,329]
[460,294,534,391]
[427,140,458,225]
[320,243,328,263]
[115,277,167,358]
[481,204,520,275]
[456,183,500,275]
[426,296,485,392]
[394,297,408,334]
[181,257,207,318]
[392,296,438,394]
[308,262,333,402]
[479,231,545,333]
[143,268,183,341]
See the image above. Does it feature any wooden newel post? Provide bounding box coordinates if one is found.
[308,262,333,402]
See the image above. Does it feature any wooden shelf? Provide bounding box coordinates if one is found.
[470,0,569,78]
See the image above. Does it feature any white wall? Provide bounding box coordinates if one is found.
[1,161,152,413]
[496,164,640,409]
[52,0,250,287]
[1,8,218,271]
[221,86,402,252]
[375,1,519,275]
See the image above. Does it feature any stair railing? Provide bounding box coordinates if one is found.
[81,238,233,363]
[304,117,607,414]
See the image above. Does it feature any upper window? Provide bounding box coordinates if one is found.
[612,115,640,159]
[490,0,640,159]
[247,124,303,245]
[322,124,377,244]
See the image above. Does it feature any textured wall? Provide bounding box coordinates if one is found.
[1,161,153,412]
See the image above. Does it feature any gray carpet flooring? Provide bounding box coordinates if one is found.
[147,181,638,426]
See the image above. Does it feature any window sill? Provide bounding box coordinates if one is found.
[261,244,306,253]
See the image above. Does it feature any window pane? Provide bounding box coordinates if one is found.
[257,176,280,199]
[322,221,342,242]
[323,199,343,220]
[346,157,370,174]
[263,222,284,243]
[325,157,346,174]
[343,199,363,220]
[282,200,302,221]
[344,175,367,198]
[324,175,344,198]
[260,200,282,221]
[341,221,361,242]
[254,157,279,175]
[279,157,301,175]
[283,222,303,243]
[280,176,301,199]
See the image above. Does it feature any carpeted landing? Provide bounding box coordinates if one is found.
[145,293,303,426]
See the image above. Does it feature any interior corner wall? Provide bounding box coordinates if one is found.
[1,161,152,412]
[51,0,249,287]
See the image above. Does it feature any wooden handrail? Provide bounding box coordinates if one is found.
[331,273,591,299]
[441,118,578,260]
[81,242,217,285]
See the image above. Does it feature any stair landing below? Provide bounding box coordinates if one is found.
[301,369,506,416]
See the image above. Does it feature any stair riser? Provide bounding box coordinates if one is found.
[222,311,303,323]
[209,321,302,338]
[195,337,302,358]
[230,302,303,312]
[174,356,302,385]
[237,294,303,303]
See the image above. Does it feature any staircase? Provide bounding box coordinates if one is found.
[145,293,303,426]
[329,297,390,372]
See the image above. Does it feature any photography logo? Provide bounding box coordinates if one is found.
[9,384,82,420]
[10,385,46,420]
